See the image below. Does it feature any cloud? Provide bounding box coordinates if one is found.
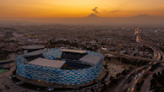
[92,7,99,14]
[161,5,164,8]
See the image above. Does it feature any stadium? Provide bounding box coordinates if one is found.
[16,48,104,85]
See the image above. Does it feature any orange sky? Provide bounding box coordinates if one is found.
[0,0,164,17]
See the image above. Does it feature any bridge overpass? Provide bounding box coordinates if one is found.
[103,27,164,63]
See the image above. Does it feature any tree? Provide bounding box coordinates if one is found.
[103,64,107,69]
[162,70,164,74]
[153,74,157,79]
[121,70,126,76]
[151,79,156,89]
[110,76,114,80]
[116,74,119,79]
[129,67,133,70]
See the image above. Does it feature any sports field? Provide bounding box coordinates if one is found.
[0,69,8,73]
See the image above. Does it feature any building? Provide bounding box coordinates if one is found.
[22,45,45,53]
[5,32,13,38]
[16,48,104,85]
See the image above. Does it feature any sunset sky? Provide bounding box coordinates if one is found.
[1,0,164,17]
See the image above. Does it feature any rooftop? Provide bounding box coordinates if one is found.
[79,55,101,66]
[28,58,66,69]
[24,50,46,57]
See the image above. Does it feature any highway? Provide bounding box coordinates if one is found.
[140,67,163,92]
[127,65,151,92]
[103,50,162,63]
[136,28,164,62]
[127,73,140,92]
[136,28,164,92]
[136,28,164,61]
[109,27,164,92]
[109,65,148,92]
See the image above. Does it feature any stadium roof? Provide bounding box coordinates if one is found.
[60,49,87,54]
[22,45,45,50]
[24,50,46,57]
[79,55,101,66]
[28,58,66,69]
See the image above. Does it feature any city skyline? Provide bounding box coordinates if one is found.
[1,0,164,17]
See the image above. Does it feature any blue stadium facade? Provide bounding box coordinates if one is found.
[16,48,104,85]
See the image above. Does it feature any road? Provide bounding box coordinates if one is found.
[127,73,140,92]
[140,67,163,92]
[109,28,164,92]
[136,28,162,61]
[103,50,162,63]
[109,65,148,92]
[136,28,164,92]
[127,65,151,92]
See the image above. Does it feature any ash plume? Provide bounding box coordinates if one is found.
[92,7,98,14]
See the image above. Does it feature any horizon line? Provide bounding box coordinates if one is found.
[0,14,162,18]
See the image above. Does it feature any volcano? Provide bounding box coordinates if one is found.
[85,13,100,18]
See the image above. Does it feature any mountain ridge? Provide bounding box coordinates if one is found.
[86,13,99,18]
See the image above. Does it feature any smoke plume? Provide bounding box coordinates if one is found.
[92,7,98,14]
